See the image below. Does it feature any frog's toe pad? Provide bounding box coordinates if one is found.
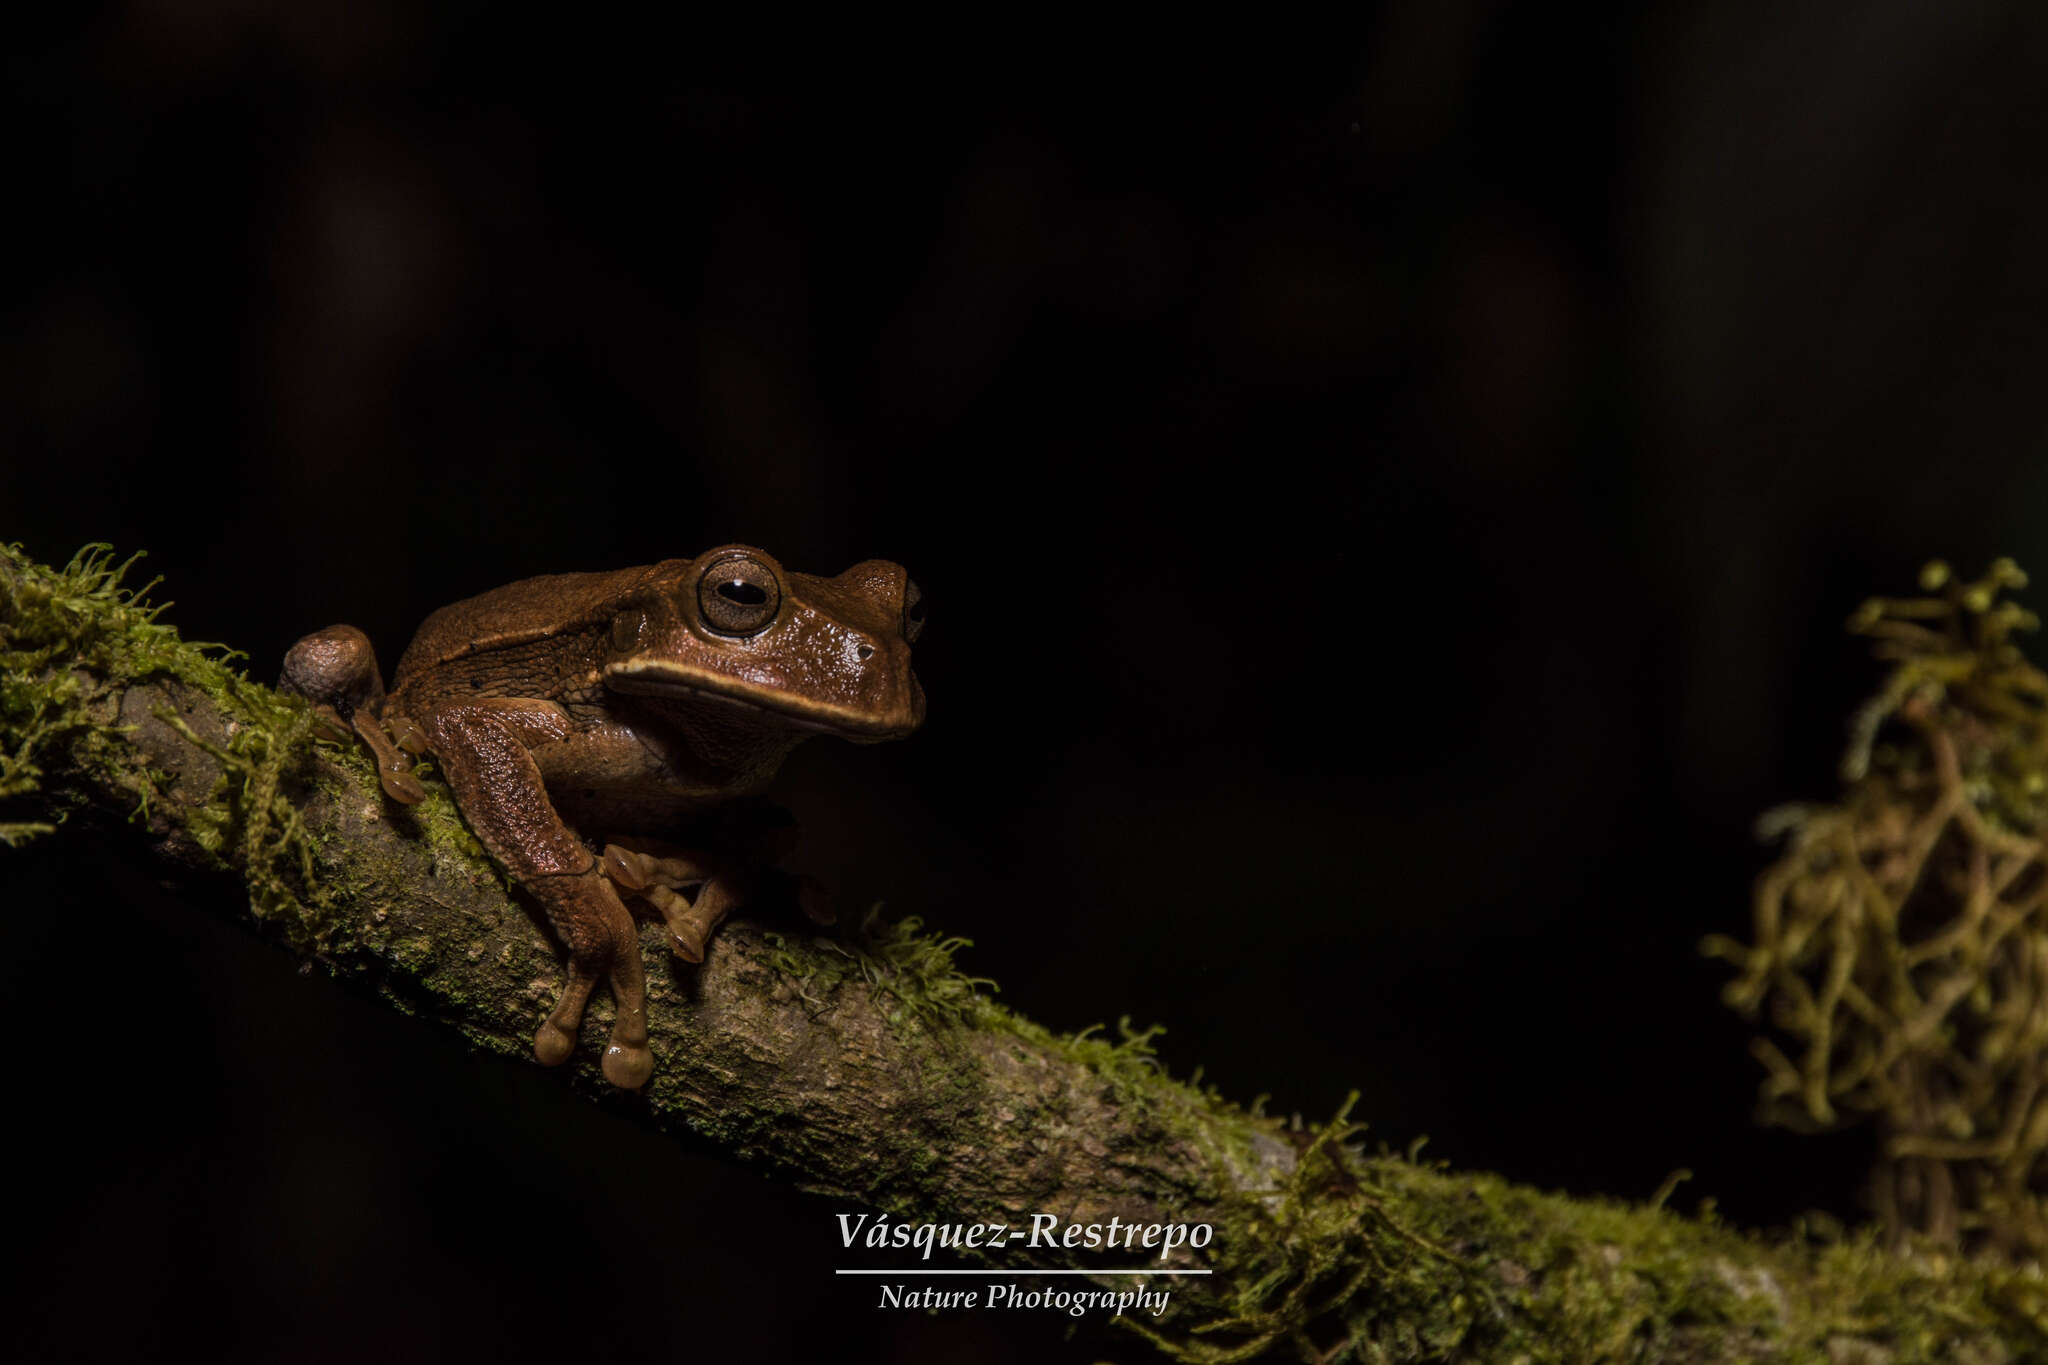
[603,1040,654,1090]
[381,766,426,805]
[668,928,706,964]
[602,843,652,891]
[534,1020,575,1067]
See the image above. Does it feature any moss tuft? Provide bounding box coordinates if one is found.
[762,904,998,1026]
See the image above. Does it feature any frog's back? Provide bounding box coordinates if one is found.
[392,562,677,685]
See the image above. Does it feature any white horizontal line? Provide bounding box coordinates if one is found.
[835,1269,1209,1276]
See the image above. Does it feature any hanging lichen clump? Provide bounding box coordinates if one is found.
[1708,558,2048,1257]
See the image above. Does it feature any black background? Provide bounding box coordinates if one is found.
[7,4,2048,1362]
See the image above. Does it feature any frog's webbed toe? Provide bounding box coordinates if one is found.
[601,842,712,892]
[387,715,429,755]
[533,941,601,1066]
[533,919,651,1090]
[351,713,426,805]
[523,867,654,1089]
[658,877,747,964]
[602,841,751,963]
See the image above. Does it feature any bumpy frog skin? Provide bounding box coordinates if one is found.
[281,546,926,1089]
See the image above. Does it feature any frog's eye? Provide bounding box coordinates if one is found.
[697,553,782,636]
[902,578,926,644]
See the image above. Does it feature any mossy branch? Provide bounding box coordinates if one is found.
[4,543,2046,1364]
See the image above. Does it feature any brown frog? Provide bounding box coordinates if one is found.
[280,546,925,1089]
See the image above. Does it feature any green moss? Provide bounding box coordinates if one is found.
[405,779,496,872]
[0,542,340,949]
[845,905,1000,1024]
[1112,1096,1476,1364]
[390,935,436,973]
[1137,1149,2048,1362]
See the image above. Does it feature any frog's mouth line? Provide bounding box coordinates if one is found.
[603,660,919,739]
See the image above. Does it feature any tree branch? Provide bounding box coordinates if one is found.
[4,542,2043,1363]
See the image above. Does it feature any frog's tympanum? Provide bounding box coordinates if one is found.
[280,547,925,1089]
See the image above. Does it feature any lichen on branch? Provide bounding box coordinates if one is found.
[1710,559,2048,1257]
[7,541,2047,1363]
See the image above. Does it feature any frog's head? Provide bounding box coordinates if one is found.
[601,545,925,740]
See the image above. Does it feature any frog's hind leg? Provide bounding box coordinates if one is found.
[428,702,654,1090]
[601,809,837,962]
[602,842,748,964]
[279,625,424,803]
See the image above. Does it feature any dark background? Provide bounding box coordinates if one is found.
[6,3,2048,1361]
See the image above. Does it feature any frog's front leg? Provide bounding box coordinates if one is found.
[421,699,653,1090]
